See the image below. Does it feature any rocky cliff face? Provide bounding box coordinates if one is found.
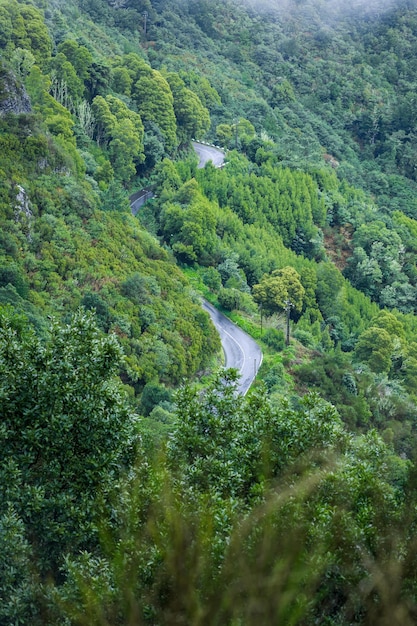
[0,67,32,116]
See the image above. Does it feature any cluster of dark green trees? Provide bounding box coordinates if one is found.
[1,314,413,616]
[0,0,221,395]
[3,0,417,622]
[147,152,417,452]
[1,311,416,624]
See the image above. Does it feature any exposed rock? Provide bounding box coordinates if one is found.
[15,185,33,219]
[0,67,32,116]
[323,153,340,169]
[15,185,34,241]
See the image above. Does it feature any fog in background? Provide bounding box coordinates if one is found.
[245,0,409,16]
[172,0,414,34]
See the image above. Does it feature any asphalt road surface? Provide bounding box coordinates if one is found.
[192,141,225,168]
[130,144,262,394]
[202,300,262,396]
[129,187,154,215]
[129,143,224,216]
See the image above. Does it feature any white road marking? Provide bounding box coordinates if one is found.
[202,300,263,395]
[217,322,246,373]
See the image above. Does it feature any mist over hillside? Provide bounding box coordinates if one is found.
[244,0,407,20]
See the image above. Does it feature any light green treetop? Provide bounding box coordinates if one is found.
[253,266,305,316]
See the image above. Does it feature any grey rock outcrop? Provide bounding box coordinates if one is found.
[14,185,34,241]
[0,68,32,116]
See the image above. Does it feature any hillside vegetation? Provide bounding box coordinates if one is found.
[2,0,417,623]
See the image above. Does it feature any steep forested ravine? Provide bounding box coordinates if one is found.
[2,0,417,623]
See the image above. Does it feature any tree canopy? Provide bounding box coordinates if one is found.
[253,266,305,316]
[3,0,417,621]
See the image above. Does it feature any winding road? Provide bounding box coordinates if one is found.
[193,143,262,394]
[129,142,224,211]
[130,187,154,216]
[130,141,262,393]
[202,300,262,396]
[192,141,225,168]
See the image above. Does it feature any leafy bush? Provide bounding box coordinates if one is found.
[0,263,29,299]
[263,327,285,351]
[263,361,285,390]
[218,287,242,311]
[202,266,222,292]
[293,328,316,349]
[140,382,172,416]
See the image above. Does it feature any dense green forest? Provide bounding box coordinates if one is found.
[3,0,417,623]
